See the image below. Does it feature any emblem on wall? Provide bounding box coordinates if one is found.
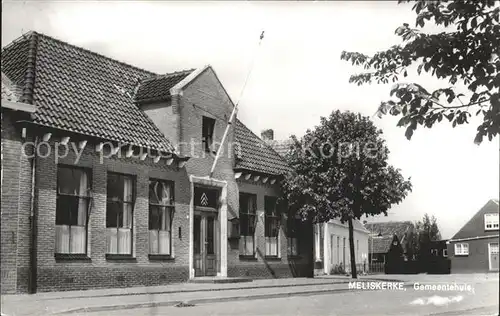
[194,187,218,208]
[200,192,209,206]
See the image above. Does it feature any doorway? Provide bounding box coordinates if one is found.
[489,243,499,271]
[193,211,218,276]
[192,186,220,277]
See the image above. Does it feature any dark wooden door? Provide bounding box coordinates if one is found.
[193,212,217,277]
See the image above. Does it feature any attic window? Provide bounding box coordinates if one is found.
[484,213,499,231]
[202,116,215,153]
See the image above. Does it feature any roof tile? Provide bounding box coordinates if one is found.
[234,119,291,176]
[1,31,186,153]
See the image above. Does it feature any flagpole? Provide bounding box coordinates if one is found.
[209,31,265,178]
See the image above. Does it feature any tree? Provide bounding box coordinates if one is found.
[415,213,442,259]
[341,0,499,144]
[280,110,412,278]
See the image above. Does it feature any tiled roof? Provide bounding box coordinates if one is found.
[369,235,394,254]
[135,70,194,104]
[364,221,414,241]
[1,31,185,153]
[234,119,291,176]
[266,138,294,157]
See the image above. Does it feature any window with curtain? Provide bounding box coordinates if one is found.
[106,173,135,255]
[239,193,257,257]
[287,211,300,256]
[265,196,280,257]
[55,166,91,254]
[149,179,174,255]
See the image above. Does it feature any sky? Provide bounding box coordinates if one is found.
[2,1,499,239]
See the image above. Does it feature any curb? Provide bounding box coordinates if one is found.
[54,287,364,315]
[54,281,409,315]
[30,279,360,302]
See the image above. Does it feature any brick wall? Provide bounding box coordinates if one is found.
[1,110,21,294]
[28,138,191,292]
[447,237,497,273]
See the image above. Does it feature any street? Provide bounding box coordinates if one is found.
[77,275,499,316]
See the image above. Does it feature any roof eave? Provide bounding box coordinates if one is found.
[233,167,286,178]
[1,100,37,113]
[170,65,211,96]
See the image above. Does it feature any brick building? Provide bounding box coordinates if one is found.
[447,199,499,273]
[1,31,313,294]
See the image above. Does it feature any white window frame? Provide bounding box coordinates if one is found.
[484,213,499,231]
[443,249,448,257]
[264,196,280,258]
[239,193,257,258]
[148,179,175,256]
[454,243,469,256]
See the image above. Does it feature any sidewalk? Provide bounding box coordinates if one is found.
[1,275,403,316]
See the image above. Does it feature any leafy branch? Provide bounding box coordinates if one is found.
[341,0,499,144]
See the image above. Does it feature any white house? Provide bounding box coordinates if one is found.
[314,219,370,275]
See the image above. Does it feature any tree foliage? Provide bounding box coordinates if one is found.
[280,110,412,277]
[406,213,442,258]
[341,0,500,144]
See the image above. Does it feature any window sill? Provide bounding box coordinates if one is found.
[239,255,257,261]
[54,253,91,262]
[264,256,281,262]
[106,254,136,262]
[148,254,175,261]
[454,254,469,257]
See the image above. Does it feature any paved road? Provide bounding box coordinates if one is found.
[78,275,499,316]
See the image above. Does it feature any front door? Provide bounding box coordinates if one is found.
[194,212,217,276]
[489,243,499,271]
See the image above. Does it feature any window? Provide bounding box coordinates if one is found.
[239,193,257,257]
[106,173,135,255]
[484,213,499,230]
[356,240,359,259]
[202,116,216,152]
[265,196,280,257]
[314,224,321,261]
[287,211,300,256]
[443,249,448,257]
[336,236,340,263]
[430,249,438,256]
[149,179,174,255]
[454,243,469,256]
[55,166,91,254]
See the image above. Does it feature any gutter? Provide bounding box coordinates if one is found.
[446,235,499,243]
[29,136,39,294]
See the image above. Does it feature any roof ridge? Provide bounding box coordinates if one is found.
[140,69,196,82]
[0,30,34,53]
[12,31,159,77]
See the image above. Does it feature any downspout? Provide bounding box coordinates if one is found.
[29,136,39,294]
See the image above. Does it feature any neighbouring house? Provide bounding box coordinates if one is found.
[447,199,499,273]
[267,136,370,275]
[312,220,370,275]
[1,31,313,294]
[364,221,416,264]
[429,240,449,258]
